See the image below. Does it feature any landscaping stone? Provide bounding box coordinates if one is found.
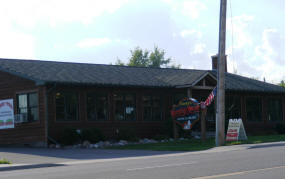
[82,140,91,148]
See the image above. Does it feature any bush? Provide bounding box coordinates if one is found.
[116,128,138,142]
[80,128,105,143]
[275,123,285,134]
[60,128,80,146]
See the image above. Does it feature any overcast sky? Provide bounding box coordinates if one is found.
[1,0,284,83]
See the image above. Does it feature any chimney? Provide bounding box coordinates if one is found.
[211,54,227,72]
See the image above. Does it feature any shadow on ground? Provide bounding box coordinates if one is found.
[0,147,183,164]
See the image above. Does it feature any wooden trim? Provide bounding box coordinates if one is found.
[191,86,215,90]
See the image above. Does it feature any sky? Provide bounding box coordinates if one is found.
[1,0,285,83]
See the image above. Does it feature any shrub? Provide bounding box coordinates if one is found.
[116,128,138,142]
[80,128,105,143]
[60,128,80,146]
[275,123,285,134]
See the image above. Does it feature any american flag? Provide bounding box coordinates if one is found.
[204,87,217,106]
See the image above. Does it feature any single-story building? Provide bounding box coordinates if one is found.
[0,56,284,146]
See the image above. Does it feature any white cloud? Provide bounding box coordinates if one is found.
[253,29,285,83]
[182,0,207,19]
[77,38,111,48]
[180,29,203,38]
[227,14,254,49]
[192,43,206,54]
[0,0,129,28]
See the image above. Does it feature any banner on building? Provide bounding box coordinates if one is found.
[226,118,247,141]
[0,99,14,130]
[171,98,200,130]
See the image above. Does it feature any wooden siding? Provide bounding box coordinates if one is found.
[0,71,46,146]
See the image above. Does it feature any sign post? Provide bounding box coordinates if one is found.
[0,99,15,130]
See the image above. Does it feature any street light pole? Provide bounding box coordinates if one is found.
[216,0,227,146]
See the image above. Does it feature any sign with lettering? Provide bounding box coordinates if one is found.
[0,99,14,130]
[171,98,200,130]
[226,119,247,141]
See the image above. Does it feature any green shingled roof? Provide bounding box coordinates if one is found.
[0,58,285,93]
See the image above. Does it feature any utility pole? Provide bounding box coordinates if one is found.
[216,0,227,146]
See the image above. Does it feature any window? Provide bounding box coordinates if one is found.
[268,98,283,121]
[17,92,38,122]
[56,92,78,121]
[143,95,162,121]
[226,95,241,119]
[87,93,108,121]
[114,93,136,121]
[246,97,262,121]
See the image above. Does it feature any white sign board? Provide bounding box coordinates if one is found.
[0,99,14,129]
[226,118,247,141]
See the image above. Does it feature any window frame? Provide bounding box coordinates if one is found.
[142,94,163,121]
[267,98,283,122]
[55,91,79,122]
[246,96,262,122]
[16,92,39,123]
[86,92,109,121]
[114,93,136,121]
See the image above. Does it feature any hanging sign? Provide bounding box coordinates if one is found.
[0,99,14,130]
[171,98,200,130]
[226,118,247,141]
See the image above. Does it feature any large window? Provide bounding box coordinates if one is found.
[246,97,262,121]
[143,95,162,121]
[56,92,78,121]
[226,95,241,120]
[114,93,136,121]
[268,98,283,121]
[17,92,39,122]
[87,93,108,121]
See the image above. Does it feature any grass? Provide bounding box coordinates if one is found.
[108,134,285,151]
[0,158,11,164]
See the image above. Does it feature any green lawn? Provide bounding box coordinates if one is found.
[0,158,11,164]
[108,134,285,151]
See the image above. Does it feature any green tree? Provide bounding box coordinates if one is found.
[148,46,170,68]
[279,80,285,87]
[128,47,149,67]
[121,46,180,68]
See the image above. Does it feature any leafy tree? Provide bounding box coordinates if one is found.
[279,80,285,87]
[148,46,170,68]
[128,47,149,67]
[117,46,180,68]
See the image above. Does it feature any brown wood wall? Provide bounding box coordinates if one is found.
[47,86,179,141]
[1,70,285,145]
[0,71,46,146]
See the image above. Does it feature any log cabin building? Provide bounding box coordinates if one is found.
[0,57,285,146]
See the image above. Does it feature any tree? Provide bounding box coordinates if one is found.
[279,80,285,87]
[117,46,180,68]
[128,47,149,67]
[148,46,170,68]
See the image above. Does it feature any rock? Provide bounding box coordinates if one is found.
[179,137,185,141]
[96,141,105,148]
[49,144,56,148]
[82,140,91,148]
[119,140,128,145]
[169,138,174,142]
[103,141,111,147]
[195,136,200,139]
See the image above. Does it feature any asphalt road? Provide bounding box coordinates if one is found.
[0,142,285,179]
